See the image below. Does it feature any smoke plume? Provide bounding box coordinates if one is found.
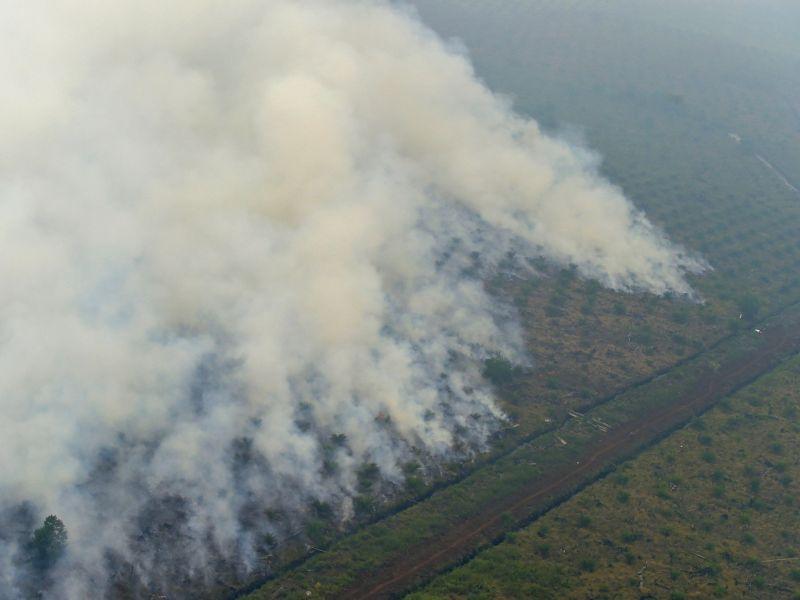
[0,0,703,596]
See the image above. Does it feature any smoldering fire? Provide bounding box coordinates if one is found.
[0,0,704,596]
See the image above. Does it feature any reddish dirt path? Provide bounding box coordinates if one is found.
[345,323,800,599]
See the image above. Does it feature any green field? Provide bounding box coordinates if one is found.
[412,353,800,599]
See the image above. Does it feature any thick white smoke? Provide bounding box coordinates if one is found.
[0,0,703,596]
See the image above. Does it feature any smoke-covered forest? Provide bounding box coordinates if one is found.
[1,1,799,598]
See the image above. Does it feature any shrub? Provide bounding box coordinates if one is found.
[305,518,326,542]
[614,474,630,486]
[405,476,426,496]
[736,293,761,320]
[579,558,596,572]
[482,356,520,386]
[330,433,348,447]
[353,494,375,517]
[621,531,641,543]
[357,462,380,492]
[311,500,334,520]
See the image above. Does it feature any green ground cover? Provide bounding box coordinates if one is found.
[413,353,800,599]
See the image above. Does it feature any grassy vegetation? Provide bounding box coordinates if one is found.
[413,353,800,599]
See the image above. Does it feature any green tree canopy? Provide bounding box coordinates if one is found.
[28,515,68,572]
